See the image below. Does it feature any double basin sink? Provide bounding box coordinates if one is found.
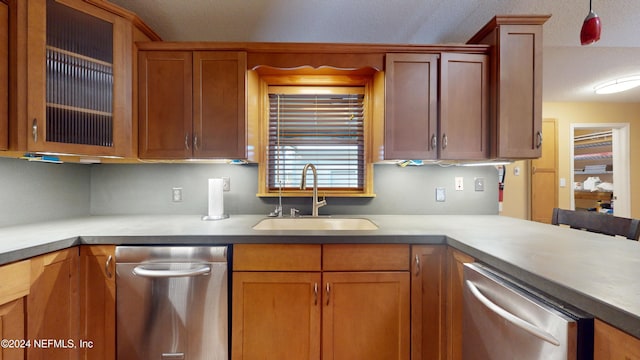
[252,217,378,231]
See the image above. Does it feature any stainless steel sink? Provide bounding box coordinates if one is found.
[252,217,379,231]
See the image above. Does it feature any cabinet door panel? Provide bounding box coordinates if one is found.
[0,298,26,360]
[25,0,131,156]
[80,245,115,360]
[446,248,474,360]
[232,272,321,360]
[440,53,488,160]
[323,271,410,360]
[0,1,7,150]
[384,53,438,160]
[27,249,79,360]
[194,51,246,158]
[411,246,445,360]
[138,51,193,159]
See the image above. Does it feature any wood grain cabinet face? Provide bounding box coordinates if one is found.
[384,53,439,160]
[0,1,7,150]
[139,50,246,160]
[79,245,116,360]
[27,248,80,360]
[232,244,411,360]
[411,245,446,360]
[469,18,548,159]
[0,259,30,360]
[594,319,640,360]
[16,0,133,156]
[439,53,489,160]
[445,248,474,360]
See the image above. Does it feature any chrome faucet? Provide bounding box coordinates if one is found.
[300,163,327,217]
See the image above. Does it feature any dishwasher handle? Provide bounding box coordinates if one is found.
[133,265,211,278]
[465,280,561,346]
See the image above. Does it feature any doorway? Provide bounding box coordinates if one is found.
[570,123,630,217]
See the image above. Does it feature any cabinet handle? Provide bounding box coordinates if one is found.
[193,134,199,150]
[430,134,437,150]
[32,119,38,143]
[536,131,543,149]
[325,283,330,306]
[185,134,190,150]
[105,255,113,279]
[442,134,448,150]
[314,282,319,305]
[415,254,420,276]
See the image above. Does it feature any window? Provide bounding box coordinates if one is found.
[258,80,374,197]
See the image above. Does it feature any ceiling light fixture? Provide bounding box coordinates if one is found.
[594,76,640,94]
[580,0,601,45]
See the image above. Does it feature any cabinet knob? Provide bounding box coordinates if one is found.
[32,119,38,143]
[536,131,543,149]
[105,255,113,279]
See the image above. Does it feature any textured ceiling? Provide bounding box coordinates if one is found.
[110,0,640,103]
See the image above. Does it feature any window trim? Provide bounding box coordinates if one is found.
[257,74,375,197]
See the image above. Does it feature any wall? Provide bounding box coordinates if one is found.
[545,102,640,218]
[503,102,640,220]
[500,161,530,219]
[0,157,91,227]
[90,163,500,216]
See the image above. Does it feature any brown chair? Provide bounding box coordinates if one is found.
[551,208,640,240]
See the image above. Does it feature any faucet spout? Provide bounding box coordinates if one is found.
[300,163,327,217]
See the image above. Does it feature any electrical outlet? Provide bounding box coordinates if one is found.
[455,177,464,191]
[436,187,446,202]
[474,177,485,191]
[172,187,183,202]
[222,177,230,192]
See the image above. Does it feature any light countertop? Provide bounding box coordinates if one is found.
[1,214,639,338]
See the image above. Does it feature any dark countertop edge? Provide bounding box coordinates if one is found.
[0,237,81,265]
[448,238,640,338]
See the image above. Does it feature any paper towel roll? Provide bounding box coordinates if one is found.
[205,178,227,220]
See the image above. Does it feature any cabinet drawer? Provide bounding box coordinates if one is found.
[323,244,410,271]
[0,260,31,305]
[233,244,322,271]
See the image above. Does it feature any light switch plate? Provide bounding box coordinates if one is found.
[222,177,230,191]
[474,177,485,191]
[436,187,446,202]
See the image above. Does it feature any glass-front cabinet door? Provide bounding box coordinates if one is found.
[26,0,132,156]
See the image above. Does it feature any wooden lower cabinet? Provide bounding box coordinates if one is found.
[594,319,640,359]
[411,245,446,360]
[445,248,474,360]
[232,272,322,360]
[0,259,30,360]
[232,244,411,360]
[322,271,410,360]
[79,245,116,360]
[27,248,80,360]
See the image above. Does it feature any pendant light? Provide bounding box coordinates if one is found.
[580,0,601,45]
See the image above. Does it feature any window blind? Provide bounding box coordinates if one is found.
[268,92,365,191]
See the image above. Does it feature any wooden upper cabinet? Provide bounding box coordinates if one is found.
[0,1,7,150]
[440,52,489,160]
[138,51,193,159]
[139,50,247,159]
[14,0,134,156]
[193,51,246,158]
[468,15,550,159]
[384,53,438,160]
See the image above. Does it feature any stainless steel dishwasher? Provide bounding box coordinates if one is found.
[116,246,228,360]
[463,263,593,360]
